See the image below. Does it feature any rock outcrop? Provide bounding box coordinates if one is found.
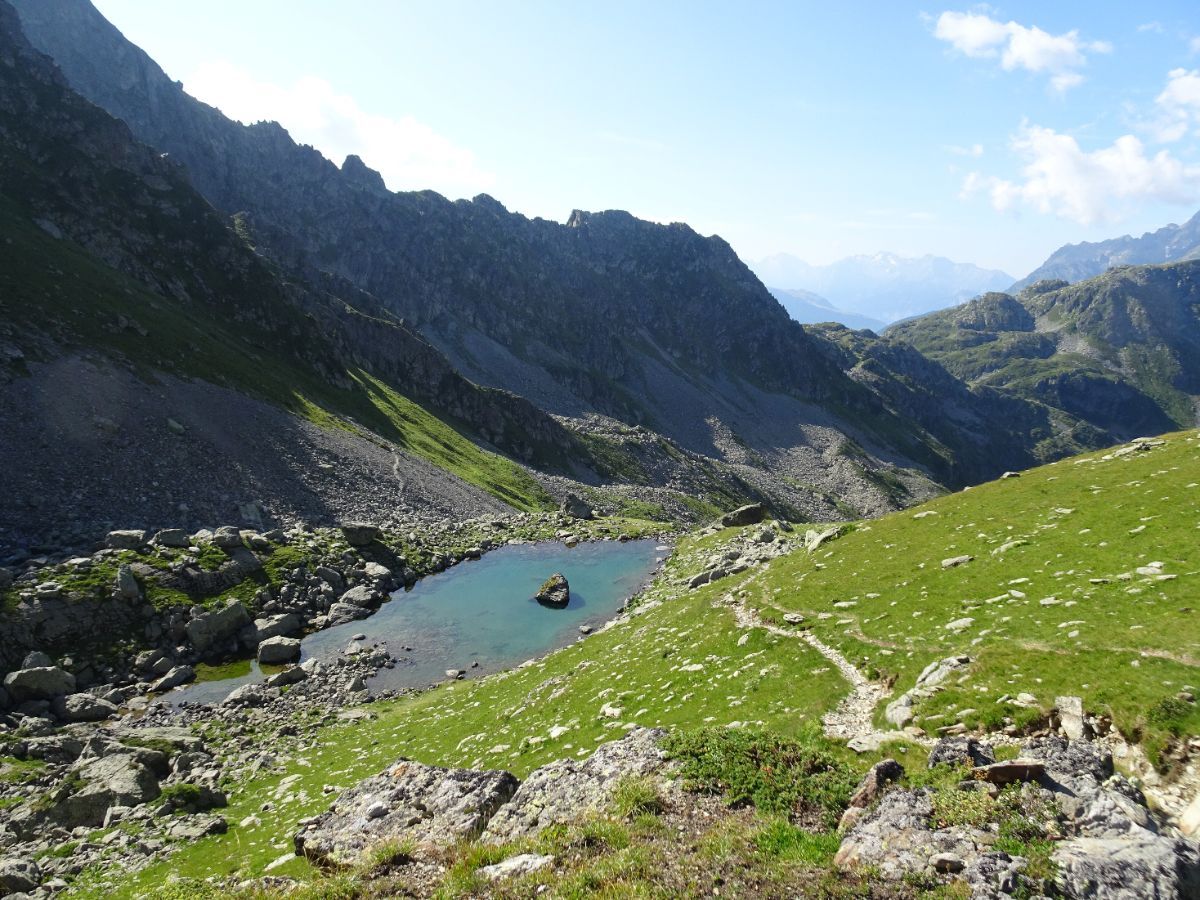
[835,735,1200,898]
[295,761,519,867]
[294,728,671,868]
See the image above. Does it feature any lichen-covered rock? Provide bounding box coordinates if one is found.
[295,761,519,867]
[482,727,670,843]
[928,736,996,769]
[0,857,41,894]
[835,736,1200,898]
[1053,834,1200,899]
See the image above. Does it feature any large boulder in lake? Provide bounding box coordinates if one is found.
[535,573,570,608]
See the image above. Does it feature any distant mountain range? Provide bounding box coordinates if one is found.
[750,252,1014,324]
[1011,210,1200,292]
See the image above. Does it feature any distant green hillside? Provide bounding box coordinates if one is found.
[890,262,1200,454]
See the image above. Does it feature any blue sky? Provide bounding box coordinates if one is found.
[92,1,1200,276]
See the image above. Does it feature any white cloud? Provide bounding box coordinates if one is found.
[1137,22,1164,34]
[1191,36,1200,54]
[1154,68,1200,142]
[184,60,494,198]
[944,142,985,157]
[961,124,1200,224]
[933,11,1110,92]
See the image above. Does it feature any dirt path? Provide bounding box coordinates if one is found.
[727,594,890,742]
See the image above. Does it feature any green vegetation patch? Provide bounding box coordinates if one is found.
[663,726,856,828]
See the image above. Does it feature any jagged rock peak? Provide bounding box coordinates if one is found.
[340,154,386,194]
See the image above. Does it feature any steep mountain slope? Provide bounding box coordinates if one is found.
[889,262,1200,453]
[1012,210,1200,292]
[751,252,1013,323]
[0,2,579,549]
[10,0,1049,507]
[766,287,887,331]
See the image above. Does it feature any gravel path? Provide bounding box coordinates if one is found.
[727,593,890,742]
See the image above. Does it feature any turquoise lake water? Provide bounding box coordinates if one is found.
[172,539,666,705]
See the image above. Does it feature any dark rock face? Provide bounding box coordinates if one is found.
[535,573,570,608]
[720,504,766,527]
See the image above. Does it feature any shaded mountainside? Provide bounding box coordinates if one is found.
[10,0,1055,504]
[1012,209,1200,292]
[0,0,923,554]
[889,262,1200,454]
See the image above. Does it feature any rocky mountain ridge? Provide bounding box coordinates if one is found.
[1012,209,1200,292]
[8,0,1062,511]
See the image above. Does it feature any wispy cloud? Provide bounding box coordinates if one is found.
[184,60,494,198]
[961,123,1200,224]
[1152,68,1200,142]
[944,143,985,157]
[933,10,1111,93]
[1137,21,1164,35]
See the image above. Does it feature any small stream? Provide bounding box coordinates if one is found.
[171,539,667,706]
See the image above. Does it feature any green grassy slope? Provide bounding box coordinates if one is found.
[747,430,1200,760]
[69,432,1200,897]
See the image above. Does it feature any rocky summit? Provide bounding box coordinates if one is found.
[0,1,1199,898]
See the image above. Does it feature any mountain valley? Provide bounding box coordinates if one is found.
[0,2,1199,898]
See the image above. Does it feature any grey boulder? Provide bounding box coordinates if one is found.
[149,665,195,693]
[51,692,118,722]
[0,858,41,894]
[186,601,250,652]
[340,523,381,547]
[257,636,301,665]
[3,666,75,703]
[105,529,146,550]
